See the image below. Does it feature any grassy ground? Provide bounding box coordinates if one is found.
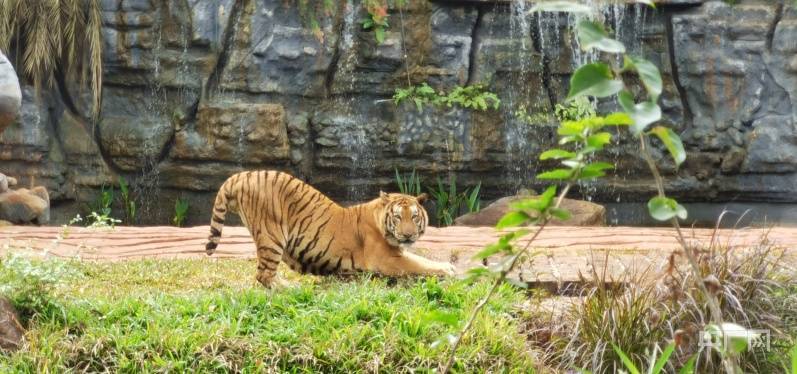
[0,256,536,373]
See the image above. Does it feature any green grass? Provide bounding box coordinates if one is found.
[0,257,535,373]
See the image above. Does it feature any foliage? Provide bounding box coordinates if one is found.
[118,177,136,225]
[0,0,103,115]
[554,96,595,122]
[0,255,78,324]
[526,231,796,373]
[515,104,555,125]
[393,82,442,112]
[395,168,423,196]
[94,185,113,217]
[393,83,500,112]
[172,197,190,227]
[438,84,501,111]
[426,175,481,227]
[361,0,389,45]
[0,259,533,372]
[437,2,767,373]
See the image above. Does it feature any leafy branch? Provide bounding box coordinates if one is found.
[439,1,755,372]
[439,111,627,372]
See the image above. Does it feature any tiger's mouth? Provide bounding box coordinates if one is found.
[386,233,417,247]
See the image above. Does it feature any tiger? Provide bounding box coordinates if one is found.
[205,170,456,288]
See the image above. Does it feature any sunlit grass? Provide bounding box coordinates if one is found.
[0,257,536,372]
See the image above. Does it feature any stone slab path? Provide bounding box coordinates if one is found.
[2,225,795,289]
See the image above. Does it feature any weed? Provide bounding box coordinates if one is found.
[0,255,79,324]
[395,168,423,196]
[426,175,480,227]
[118,177,136,225]
[173,197,189,227]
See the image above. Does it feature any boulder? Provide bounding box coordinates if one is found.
[0,173,17,193]
[455,194,606,227]
[0,185,50,225]
[0,51,21,135]
[0,297,24,352]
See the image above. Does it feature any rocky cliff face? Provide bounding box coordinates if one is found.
[0,0,795,225]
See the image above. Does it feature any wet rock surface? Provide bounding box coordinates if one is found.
[0,0,794,225]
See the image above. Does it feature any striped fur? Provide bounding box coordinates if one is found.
[206,170,453,288]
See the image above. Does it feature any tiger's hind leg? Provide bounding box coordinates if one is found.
[254,235,285,289]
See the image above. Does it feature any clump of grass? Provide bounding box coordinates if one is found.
[0,258,535,372]
[0,254,79,324]
[664,234,797,372]
[527,233,797,373]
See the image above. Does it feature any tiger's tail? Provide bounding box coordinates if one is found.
[206,180,231,256]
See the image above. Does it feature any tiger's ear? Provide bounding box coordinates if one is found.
[380,190,390,202]
[416,193,428,204]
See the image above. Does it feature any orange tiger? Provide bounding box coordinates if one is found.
[205,170,455,287]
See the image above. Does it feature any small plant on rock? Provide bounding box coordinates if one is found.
[395,167,423,196]
[173,197,189,227]
[118,177,136,225]
[393,83,501,113]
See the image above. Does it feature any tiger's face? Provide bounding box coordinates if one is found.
[379,192,429,248]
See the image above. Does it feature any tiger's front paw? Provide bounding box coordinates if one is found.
[437,262,456,276]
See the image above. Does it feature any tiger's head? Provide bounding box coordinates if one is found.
[376,192,429,248]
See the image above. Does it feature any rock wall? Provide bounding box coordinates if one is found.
[0,0,795,225]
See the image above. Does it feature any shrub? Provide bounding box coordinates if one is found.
[0,254,78,324]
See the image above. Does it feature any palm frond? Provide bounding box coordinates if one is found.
[0,0,103,116]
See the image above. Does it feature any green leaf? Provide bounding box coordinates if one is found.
[611,344,641,374]
[586,132,612,149]
[540,149,577,160]
[567,63,624,101]
[423,310,460,327]
[529,1,591,13]
[633,0,655,7]
[650,126,686,167]
[624,56,663,100]
[790,344,796,374]
[603,112,633,126]
[579,162,614,179]
[537,169,573,180]
[549,208,571,221]
[651,343,676,374]
[558,121,586,136]
[375,27,386,44]
[463,267,492,283]
[539,185,557,207]
[496,211,530,229]
[474,244,504,260]
[618,91,661,135]
[413,97,424,112]
[679,355,696,374]
[648,196,688,221]
[576,20,626,54]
